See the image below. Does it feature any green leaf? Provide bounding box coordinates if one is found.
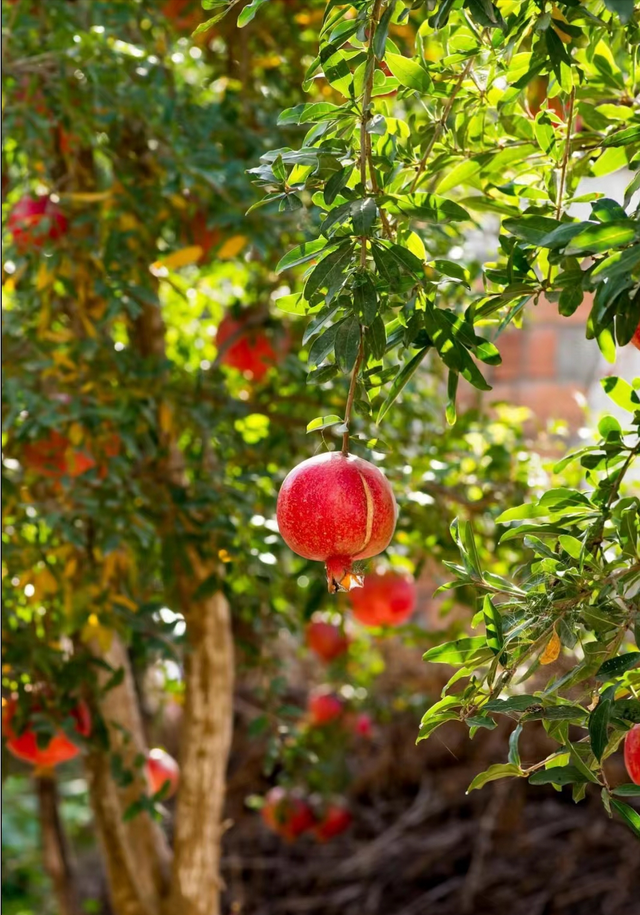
[601,376,640,413]
[274,293,307,315]
[423,636,489,665]
[612,784,640,797]
[277,239,338,273]
[308,321,343,366]
[467,763,523,793]
[376,347,430,424]
[503,215,561,246]
[508,724,523,767]
[237,0,270,27]
[373,1,396,59]
[446,370,458,426]
[610,799,640,838]
[484,696,539,713]
[303,302,342,345]
[353,274,378,326]
[595,652,640,680]
[483,594,504,657]
[351,197,378,235]
[565,221,639,255]
[306,414,343,433]
[385,52,431,93]
[304,243,354,300]
[589,694,612,761]
[368,315,387,360]
[306,364,339,385]
[435,159,482,195]
[528,765,589,786]
[324,167,351,206]
[334,316,361,373]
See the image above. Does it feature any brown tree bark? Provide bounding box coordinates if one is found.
[85,635,171,915]
[36,775,80,915]
[166,579,234,915]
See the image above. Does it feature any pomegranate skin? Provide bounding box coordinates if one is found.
[353,712,373,739]
[350,570,416,627]
[277,452,397,592]
[3,698,91,769]
[305,621,349,663]
[314,804,352,842]
[631,322,640,351]
[23,431,96,479]
[308,690,343,726]
[216,312,284,381]
[146,748,180,799]
[261,787,316,842]
[7,195,67,252]
[624,724,640,785]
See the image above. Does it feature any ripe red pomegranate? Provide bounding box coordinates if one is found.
[216,311,284,381]
[305,621,349,663]
[349,569,416,626]
[624,724,640,785]
[23,431,96,479]
[352,712,373,739]
[308,690,343,726]
[631,322,640,351]
[261,787,316,841]
[314,803,352,842]
[7,195,67,252]
[277,452,397,592]
[146,747,180,799]
[3,697,91,769]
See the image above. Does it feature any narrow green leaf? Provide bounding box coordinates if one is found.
[423,636,489,665]
[467,763,523,793]
[385,52,431,93]
[306,415,343,433]
[376,347,430,424]
[334,316,361,373]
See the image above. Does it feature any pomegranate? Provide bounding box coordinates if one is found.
[23,431,95,479]
[350,569,416,627]
[7,195,67,252]
[146,747,180,799]
[631,322,640,351]
[276,452,397,592]
[314,803,352,842]
[261,787,316,841]
[624,724,640,785]
[308,689,343,726]
[3,697,91,769]
[216,311,284,381]
[352,712,373,739]
[525,75,566,120]
[190,211,221,261]
[305,621,349,663]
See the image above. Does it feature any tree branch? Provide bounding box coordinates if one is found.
[36,775,80,915]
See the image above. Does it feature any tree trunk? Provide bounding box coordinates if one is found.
[166,580,234,915]
[85,635,171,915]
[36,775,80,915]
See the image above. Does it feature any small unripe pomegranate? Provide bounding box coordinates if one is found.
[23,431,96,479]
[3,697,91,769]
[308,690,343,726]
[314,803,352,842]
[624,724,640,785]
[7,195,67,252]
[277,452,397,592]
[216,311,284,381]
[352,712,373,739]
[261,787,316,841]
[305,621,349,663]
[349,569,416,627]
[631,322,640,351]
[146,748,180,799]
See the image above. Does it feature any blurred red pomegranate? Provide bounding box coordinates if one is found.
[277,452,397,592]
[352,712,373,739]
[631,322,640,351]
[305,621,349,663]
[146,747,180,798]
[314,803,352,842]
[350,569,416,627]
[3,696,91,769]
[261,787,315,841]
[308,690,343,726]
[216,311,286,381]
[7,195,67,252]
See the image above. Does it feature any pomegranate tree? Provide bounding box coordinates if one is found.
[305,620,349,663]
[3,696,91,769]
[7,195,67,252]
[624,724,640,785]
[261,787,315,842]
[277,452,397,592]
[349,569,417,627]
[146,747,180,799]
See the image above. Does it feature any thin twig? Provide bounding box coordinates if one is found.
[554,86,576,221]
[341,338,365,455]
[410,57,474,194]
